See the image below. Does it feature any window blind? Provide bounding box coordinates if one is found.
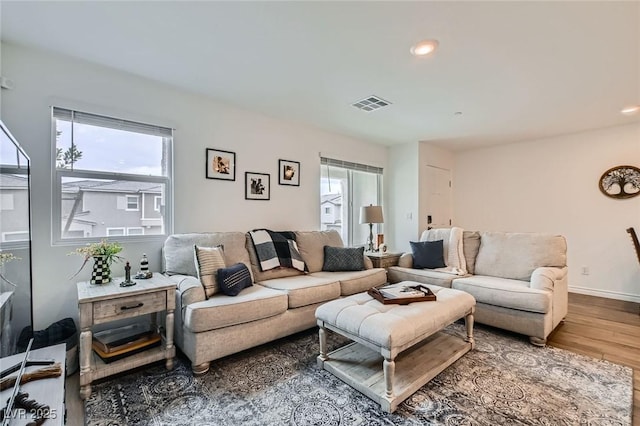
[320,157,383,175]
[52,107,173,138]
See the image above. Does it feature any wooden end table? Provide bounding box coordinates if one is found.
[366,252,402,268]
[76,274,176,399]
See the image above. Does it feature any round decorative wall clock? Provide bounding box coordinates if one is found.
[598,165,640,199]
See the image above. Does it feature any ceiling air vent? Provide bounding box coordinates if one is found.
[352,95,391,112]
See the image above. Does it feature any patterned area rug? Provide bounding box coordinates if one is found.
[85,323,632,425]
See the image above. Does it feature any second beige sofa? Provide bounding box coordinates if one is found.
[388,229,568,345]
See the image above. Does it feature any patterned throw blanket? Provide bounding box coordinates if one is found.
[249,229,306,272]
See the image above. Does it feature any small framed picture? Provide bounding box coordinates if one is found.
[245,172,270,200]
[278,159,300,186]
[206,148,236,181]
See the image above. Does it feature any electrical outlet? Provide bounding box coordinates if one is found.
[581,266,589,275]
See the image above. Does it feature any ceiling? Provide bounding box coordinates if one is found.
[1,1,639,151]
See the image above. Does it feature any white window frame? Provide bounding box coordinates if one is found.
[154,196,162,212]
[106,227,125,237]
[320,157,383,246]
[126,227,144,236]
[51,107,174,244]
[1,231,30,242]
[126,195,140,211]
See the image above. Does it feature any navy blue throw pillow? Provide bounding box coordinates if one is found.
[322,246,365,272]
[410,240,446,269]
[216,263,253,296]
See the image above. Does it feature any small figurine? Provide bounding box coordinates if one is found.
[135,254,153,279]
[140,253,149,272]
[120,261,136,287]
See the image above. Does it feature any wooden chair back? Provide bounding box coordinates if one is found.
[627,227,640,265]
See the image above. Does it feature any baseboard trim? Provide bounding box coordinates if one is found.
[569,285,640,303]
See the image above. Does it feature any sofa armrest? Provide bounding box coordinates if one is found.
[397,253,413,268]
[170,274,206,317]
[530,266,568,291]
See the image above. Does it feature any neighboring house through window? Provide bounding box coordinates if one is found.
[126,195,139,211]
[320,157,383,246]
[52,107,173,242]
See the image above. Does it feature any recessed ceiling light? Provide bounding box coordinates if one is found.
[621,105,640,115]
[410,39,439,57]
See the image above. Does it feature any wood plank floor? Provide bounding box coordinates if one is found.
[65,292,640,425]
[547,293,640,425]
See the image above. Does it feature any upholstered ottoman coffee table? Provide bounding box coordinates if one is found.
[315,281,476,413]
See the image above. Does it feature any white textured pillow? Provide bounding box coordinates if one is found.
[194,245,226,298]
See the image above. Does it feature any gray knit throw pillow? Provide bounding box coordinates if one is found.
[322,246,365,272]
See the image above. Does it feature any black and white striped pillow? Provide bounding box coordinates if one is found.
[194,245,226,298]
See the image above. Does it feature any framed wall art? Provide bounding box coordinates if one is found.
[598,165,640,199]
[245,172,270,200]
[206,148,236,181]
[278,159,300,186]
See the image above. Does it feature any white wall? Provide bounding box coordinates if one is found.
[0,42,388,328]
[454,123,640,302]
[387,142,419,252]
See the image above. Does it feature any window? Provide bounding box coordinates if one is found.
[154,196,162,212]
[52,107,173,242]
[2,231,30,242]
[106,227,125,237]
[126,195,139,211]
[320,157,383,246]
[126,227,144,236]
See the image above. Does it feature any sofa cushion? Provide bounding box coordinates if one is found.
[295,230,344,273]
[164,232,253,281]
[183,284,288,332]
[194,245,225,298]
[322,246,365,271]
[452,275,551,314]
[387,266,457,288]
[462,231,481,275]
[217,263,253,296]
[410,240,446,269]
[245,234,304,282]
[257,275,341,308]
[311,268,387,296]
[474,232,567,280]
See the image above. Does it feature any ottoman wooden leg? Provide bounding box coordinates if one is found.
[465,311,475,349]
[383,357,395,399]
[317,325,328,367]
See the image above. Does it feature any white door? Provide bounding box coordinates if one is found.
[425,165,452,229]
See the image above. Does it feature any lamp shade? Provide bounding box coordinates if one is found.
[359,205,384,224]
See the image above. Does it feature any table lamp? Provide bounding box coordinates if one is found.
[359,205,384,252]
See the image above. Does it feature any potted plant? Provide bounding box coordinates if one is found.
[0,251,20,289]
[70,239,123,284]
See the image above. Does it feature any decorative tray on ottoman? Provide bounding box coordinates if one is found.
[368,284,436,305]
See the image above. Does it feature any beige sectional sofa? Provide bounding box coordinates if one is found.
[162,230,386,374]
[388,229,568,345]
